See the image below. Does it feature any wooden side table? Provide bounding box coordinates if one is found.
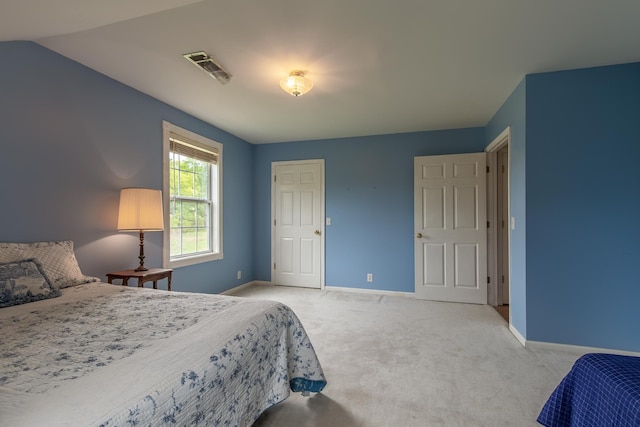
[106,268,173,291]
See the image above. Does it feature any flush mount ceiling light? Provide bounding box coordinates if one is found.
[183,51,232,84]
[280,70,313,97]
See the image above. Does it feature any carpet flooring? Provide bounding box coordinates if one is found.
[228,284,580,427]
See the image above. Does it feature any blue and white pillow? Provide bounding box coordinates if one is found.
[0,259,61,308]
[0,241,100,289]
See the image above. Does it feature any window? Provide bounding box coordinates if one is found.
[163,121,222,268]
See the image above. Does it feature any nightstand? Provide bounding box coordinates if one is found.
[106,268,173,291]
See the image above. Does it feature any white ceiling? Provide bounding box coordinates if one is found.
[2,0,639,144]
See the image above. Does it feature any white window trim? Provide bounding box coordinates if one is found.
[162,121,223,268]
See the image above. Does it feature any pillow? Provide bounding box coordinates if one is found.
[0,259,61,308]
[0,241,100,289]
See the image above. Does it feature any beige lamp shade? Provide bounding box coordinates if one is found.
[117,188,164,232]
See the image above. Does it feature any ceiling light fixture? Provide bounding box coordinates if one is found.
[280,70,313,97]
[183,51,232,84]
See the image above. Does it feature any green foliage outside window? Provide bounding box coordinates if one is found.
[169,153,212,257]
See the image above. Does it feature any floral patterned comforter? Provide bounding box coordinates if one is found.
[0,283,326,426]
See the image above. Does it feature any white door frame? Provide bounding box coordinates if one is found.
[485,127,511,308]
[271,159,325,289]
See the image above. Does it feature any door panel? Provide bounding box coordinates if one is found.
[280,238,294,273]
[300,238,314,274]
[423,187,445,228]
[301,191,314,225]
[454,186,478,229]
[281,192,294,224]
[415,153,487,304]
[273,160,324,288]
[424,243,445,286]
[455,243,478,288]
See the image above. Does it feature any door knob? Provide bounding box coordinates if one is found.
[314,230,321,236]
[416,233,423,238]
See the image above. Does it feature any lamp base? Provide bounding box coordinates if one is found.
[135,230,148,272]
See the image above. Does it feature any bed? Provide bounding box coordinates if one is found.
[0,241,326,426]
[537,353,640,427]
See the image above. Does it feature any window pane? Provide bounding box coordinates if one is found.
[181,227,196,254]
[194,160,208,175]
[178,170,195,198]
[170,200,181,227]
[195,172,208,199]
[197,227,210,252]
[182,201,196,226]
[179,155,194,173]
[170,228,182,257]
[196,202,209,227]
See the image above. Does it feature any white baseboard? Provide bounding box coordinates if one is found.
[220,281,259,295]
[221,280,276,295]
[324,285,414,298]
[506,324,639,356]
[509,324,526,347]
[525,340,640,357]
[253,280,273,286]
[229,281,414,298]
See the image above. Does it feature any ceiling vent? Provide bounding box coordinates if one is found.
[183,51,232,84]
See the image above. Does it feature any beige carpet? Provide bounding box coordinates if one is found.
[228,284,580,427]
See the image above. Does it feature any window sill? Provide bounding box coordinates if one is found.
[164,252,223,269]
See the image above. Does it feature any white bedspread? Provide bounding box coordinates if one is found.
[0,283,326,426]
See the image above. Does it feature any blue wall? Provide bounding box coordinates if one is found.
[253,129,486,292]
[2,40,638,352]
[486,63,640,352]
[525,63,640,351]
[0,41,254,293]
[485,78,527,337]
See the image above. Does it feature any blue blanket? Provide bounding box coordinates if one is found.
[538,353,640,427]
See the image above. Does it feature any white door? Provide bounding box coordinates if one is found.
[272,160,324,288]
[414,153,487,304]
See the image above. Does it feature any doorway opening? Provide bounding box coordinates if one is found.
[486,128,511,323]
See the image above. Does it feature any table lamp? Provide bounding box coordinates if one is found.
[117,188,164,271]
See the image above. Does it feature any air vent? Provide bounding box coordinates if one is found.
[183,51,232,84]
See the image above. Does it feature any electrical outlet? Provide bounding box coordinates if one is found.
[237,270,242,280]
[367,273,373,283]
